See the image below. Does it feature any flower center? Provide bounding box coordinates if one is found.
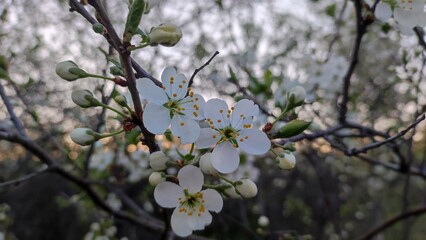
[178,189,206,217]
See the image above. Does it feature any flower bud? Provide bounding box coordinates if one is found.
[55,61,88,81]
[71,89,101,108]
[287,86,306,108]
[114,95,128,107]
[149,151,169,171]
[149,171,166,186]
[258,216,270,227]
[92,23,104,34]
[235,179,258,198]
[199,153,217,175]
[277,151,296,170]
[70,128,100,146]
[148,24,182,47]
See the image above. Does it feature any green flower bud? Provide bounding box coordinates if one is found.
[92,23,105,34]
[114,95,128,107]
[71,89,101,108]
[148,24,183,47]
[235,179,258,198]
[70,128,100,146]
[55,61,89,81]
[286,86,306,109]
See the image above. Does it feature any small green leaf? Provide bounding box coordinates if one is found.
[325,3,336,17]
[124,0,146,41]
[276,120,311,138]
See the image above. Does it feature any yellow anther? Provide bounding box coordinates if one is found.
[173,93,177,97]
[219,109,224,113]
[212,135,217,139]
[217,119,222,123]
[180,122,185,126]
[178,85,183,88]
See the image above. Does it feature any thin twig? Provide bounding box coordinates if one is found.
[188,51,220,87]
[357,206,426,240]
[0,167,51,188]
[349,114,425,155]
[0,81,27,136]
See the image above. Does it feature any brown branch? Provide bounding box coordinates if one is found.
[357,206,426,240]
[0,81,27,136]
[0,131,164,230]
[338,0,368,123]
[349,114,425,155]
[188,51,220,87]
[0,167,51,188]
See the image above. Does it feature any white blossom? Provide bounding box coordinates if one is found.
[137,67,205,144]
[196,99,270,173]
[235,179,258,198]
[154,165,223,237]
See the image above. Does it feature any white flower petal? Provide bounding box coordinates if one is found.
[171,114,200,144]
[238,128,271,155]
[230,99,259,129]
[394,8,426,28]
[200,212,212,226]
[202,189,223,212]
[211,141,239,173]
[178,165,204,192]
[204,98,230,129]
[181,94,206,120]
[170,73,188,100]
[171,208,192,237]
[375,2,392,22]
[136,78,168,105]
[161,66,176,98]
[143,103,171,134]
[196,128,218,149]
[154,182,182,208]
[188,214,206,230]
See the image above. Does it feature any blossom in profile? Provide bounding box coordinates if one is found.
[196,99,271,173]
[137,67,205,144]
[154,165,223,237]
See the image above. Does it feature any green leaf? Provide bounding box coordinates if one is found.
[124,0,146,41]
[126,129,140,145]
[276,120,311,138]
[325,3,336,17]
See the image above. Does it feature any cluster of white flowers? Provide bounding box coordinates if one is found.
[375,0,426,35]
[138,67,275,236]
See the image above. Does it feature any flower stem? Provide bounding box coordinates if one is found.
[98,129,125,138]
[98,103,129,117]
[127,43,150,51]
[271,103,290,126]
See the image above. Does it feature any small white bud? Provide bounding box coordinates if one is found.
[277,151,296,170]
[287,86,306,108]
[235,179,258,198]
[148,24,183,47]
[71,89,100,108]
[55,61,88,81]
[70,128,99,146]
[258,216,270,227]
[149,151,169,171]
[199,153,217,175]
[148,172,166,186]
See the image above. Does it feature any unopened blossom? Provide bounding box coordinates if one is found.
[276,151,296,170]
[149,151,169,170]
[154,165,223,237]
[196,99,271,173]
[148,24,183,47]
[149,171,166,186]
[70,128,100,146]
[72,89,101,108]
[55,61,88,81]
[137,67,205,144]
[199,153,217,175]
[235,179,258,198]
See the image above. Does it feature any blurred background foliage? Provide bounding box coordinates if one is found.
[0,0,425,239]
